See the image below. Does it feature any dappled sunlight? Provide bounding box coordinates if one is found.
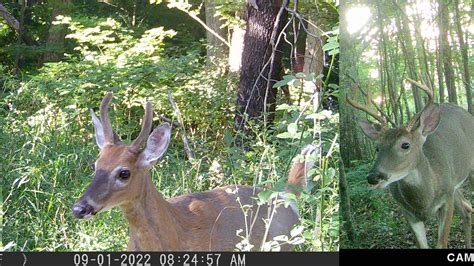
[372,95,383,105]
[346,6,371,34]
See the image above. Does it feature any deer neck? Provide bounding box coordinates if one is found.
[402,151,435,188]
[121,175,183,251]
[391,152,436,218]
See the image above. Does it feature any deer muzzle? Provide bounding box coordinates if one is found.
[366,171,387,186]
[72,200,96,219]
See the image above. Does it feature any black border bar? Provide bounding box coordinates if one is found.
[2,250,474,266]
[0,252,338,266]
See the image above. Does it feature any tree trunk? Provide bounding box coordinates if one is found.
[394,2,422,113]
[0,2,37,46]
[438,0,457,104]
[228,24,245,73]
[234,0,287,136]
[413,12,434,94]
[340,162,356,245]
[14,0,27,72]
[303,16,325,90]
[205,0,228,68]
[376,0,399,124]
[436,40,446,103]
[339,0,364,166]
[42,0,72,62]
[454,0,472,114]
[228,9,245,73]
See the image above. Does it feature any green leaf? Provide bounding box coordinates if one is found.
[327,36,338,42]
[273,79,289,88]
[295,72,306,79]
[276,103,291,111]
[290,225,305,237]
[273,235,289,242]
[287,123,298,135]
[258,190,273,202]
[274,180,287,192]
[282,74,296,80]
[276,132,295,139]
[272,75,295,88]
[326,167,336,179]
[322,42,339,51]
[282,191,297,202]
[304,73,316,81]
[327,83,339,89]
[223,129,233,146]
[292,79,302,87]
[328,48,339,56]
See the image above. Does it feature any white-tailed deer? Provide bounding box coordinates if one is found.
[348,79,474,248]
[72,92,317,251]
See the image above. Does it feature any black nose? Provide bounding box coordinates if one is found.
[367,171,385,185]
[72,202,93,219]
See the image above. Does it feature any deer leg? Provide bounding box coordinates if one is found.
[404,213,429,248]
[436,197,454,248]
[454,189,472,248]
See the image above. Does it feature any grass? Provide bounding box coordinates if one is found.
[341,161,472,249]
[0,72,339,252]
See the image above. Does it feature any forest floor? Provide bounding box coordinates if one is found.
[341,162,472,249]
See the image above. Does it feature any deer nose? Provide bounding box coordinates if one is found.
[72,202,93,219]
[367,171,386,185]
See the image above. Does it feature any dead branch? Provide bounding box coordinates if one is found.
[168,89,194,161]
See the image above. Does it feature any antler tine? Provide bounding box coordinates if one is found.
[100,92,115,144]
[406,78,433,106]
[405,78,434,131]
[129,101,153,153]
[346,97,387,125]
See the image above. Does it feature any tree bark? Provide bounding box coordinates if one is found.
[205,0,228,67]
[14,0,27,72]
[228,8,245,73]
[340,162,356,244]
[42,0,72,62]
[393,1,422,114]
[376,1,399,124]
[339,0,364,166]
[0,2,37,46]
[303,16,324,90]
[438,0,457,104]
[228,24,245,73]
[436,39,446,103]
[234,0,287,136]
[453,0,472,114]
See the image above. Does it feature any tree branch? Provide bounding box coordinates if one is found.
[168,89,194,161]
[0,3,38,45]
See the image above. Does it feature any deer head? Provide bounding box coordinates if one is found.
[72,92,171,219]
[348,79,440,189]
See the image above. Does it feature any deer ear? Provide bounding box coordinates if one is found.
[419,105,440,136]
[90,109,105,149]
[90,109,122,149]
[358,119,382,140]
[139,123,171,168]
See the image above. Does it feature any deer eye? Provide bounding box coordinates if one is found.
[118,169,130,179]
[401,143,410,150]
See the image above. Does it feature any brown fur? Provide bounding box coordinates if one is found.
[287,160,306,197]
[286,145,317,197]
[76,144,306,251]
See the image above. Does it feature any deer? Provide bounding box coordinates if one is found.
[72,92,317,251]
[347,79,474,249]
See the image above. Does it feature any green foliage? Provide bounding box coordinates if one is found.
[215,1,246,29]
[341,161,468,249]
[1,12,338,252]
[323,27,339,56]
